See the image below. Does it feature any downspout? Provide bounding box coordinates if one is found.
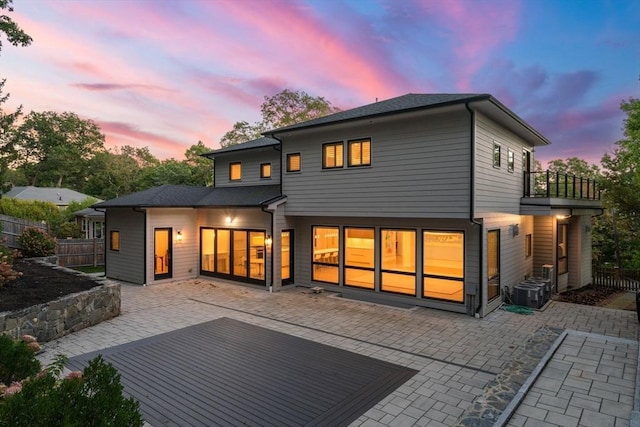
[133,207,147,285]
[270,134,284,196]
[465,102,484,317]
[261,203,275,293]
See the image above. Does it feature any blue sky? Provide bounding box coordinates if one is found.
[2,0,638,166]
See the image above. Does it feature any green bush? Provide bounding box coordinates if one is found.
[0,354,144,427]
[16,228,56,257]
[0,198,59,223]
[0,335,40,386]
[51,221,82,239]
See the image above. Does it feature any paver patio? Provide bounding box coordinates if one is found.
[39,277,639,426]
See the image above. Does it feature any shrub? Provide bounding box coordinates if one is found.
[0,353,143,427]
[0,335,40,386]
[16,228,56,257]
[0,256,22,289]
[51,221,82,239]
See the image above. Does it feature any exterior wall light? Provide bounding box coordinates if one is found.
[225,216,233,224]
[265,235,273,248]
[176,231,183,242]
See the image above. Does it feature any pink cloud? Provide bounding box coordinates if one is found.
[97,120,187,159]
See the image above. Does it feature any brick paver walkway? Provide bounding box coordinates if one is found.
[38,278,639,426]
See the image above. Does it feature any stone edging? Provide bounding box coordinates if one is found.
[0,262,120,342]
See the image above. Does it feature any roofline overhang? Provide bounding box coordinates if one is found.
[263,94,493,137]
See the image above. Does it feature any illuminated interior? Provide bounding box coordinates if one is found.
[281,230,291,281]
[154,228,171,277]
[344,227,374,289]
[381,230,416,295]
[423,231,464,302]
[312,226,339,283]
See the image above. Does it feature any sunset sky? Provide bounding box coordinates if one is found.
[2,0,638,166]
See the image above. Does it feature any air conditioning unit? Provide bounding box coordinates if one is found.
[512,283,545,309]
[522,278,551,304]
[542,264,554,280]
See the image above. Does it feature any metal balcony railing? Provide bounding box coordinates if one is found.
[523,171,601,200]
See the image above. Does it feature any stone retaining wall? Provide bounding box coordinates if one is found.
[0,283,120,342]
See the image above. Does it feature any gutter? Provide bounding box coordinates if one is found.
[465,102,484,318]
[133,207,147,286]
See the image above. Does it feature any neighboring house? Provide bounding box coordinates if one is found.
[94,94,601,317]
[73,207,105,239]
[3,186,98,209]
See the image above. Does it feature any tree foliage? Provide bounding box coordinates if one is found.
[8,111,106,188]
[0,0,32,53]
[599,98,640,268]
[220,89,339,147]
[546,157,601,180]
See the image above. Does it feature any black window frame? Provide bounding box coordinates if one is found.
[343,226,375,290]
[380,228,417,296]
[260,162,271,179]
[493,142,501,168]
[322,142,344,169]
[348,138,371,167]
[286,153,301,172]
[110,230,120,252]
[229,162,242,181]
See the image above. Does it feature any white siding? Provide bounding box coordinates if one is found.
[281,109,472,218]
[569,215,592,288]
[214,148,280,187]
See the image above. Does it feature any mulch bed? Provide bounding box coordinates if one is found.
[0,258,100,312]
[554,284,623,306]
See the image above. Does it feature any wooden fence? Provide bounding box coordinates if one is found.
[0,214,47,249]
[593,265,640,291]
[56,238,104,267]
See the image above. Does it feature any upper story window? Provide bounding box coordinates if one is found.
[493,142,501,168]
[287,153,301,172]
[260,163,271,179]
[229,162,242,181]
[348,138,371,167]
[323,142,344,169]
[507,149,514,172]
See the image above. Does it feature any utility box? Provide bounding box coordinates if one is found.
[542,264,554,280]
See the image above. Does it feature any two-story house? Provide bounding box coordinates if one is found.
[93,93,601,316]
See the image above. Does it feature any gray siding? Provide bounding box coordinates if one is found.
[281,109,472,218]
[105,208,145,284]
[291,216,479,314]
[214,148,280,187]
[475,112,534,217]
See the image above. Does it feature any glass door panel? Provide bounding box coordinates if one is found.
[154,228,172,280]
[233,230,247,277]
[249,231,265,280]
[282,230,291,283]
[216,229,230,274]
[201,228,214,272]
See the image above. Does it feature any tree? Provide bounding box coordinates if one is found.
[8,111,106,188]
[546,157,601,180]
[0,0,32,53]
[184,141,214,186]
[600,98,640,268]
[220,89,340,147]
[0,0,31,189]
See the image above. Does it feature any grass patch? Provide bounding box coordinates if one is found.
[72,265,105,274]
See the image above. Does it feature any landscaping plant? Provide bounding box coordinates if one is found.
[0,336,143,427]
[16,228,56,257]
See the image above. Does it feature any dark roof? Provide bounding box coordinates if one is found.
[73,207,105,218]
[202,137,279,157]
[265,93,490,134]
[93,184,282,208]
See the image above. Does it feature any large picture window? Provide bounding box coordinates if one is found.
[348,139,371,167]
[423,231,464,302]
[312,226,339,284]
[381,229,416,295]
[344,227,375,289]
[323,142,343,169]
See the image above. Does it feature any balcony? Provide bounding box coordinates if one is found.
[523,171,601,200]
[521,171,602,215]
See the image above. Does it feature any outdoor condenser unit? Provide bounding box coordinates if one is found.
[513,283,544,309]
[542,264,554,280]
